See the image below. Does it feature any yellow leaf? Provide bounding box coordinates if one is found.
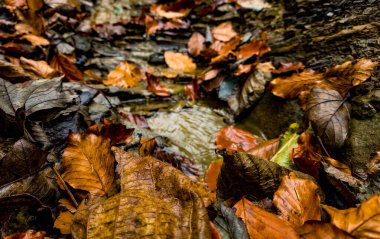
[103,61,145,88]
[54,211,74,235]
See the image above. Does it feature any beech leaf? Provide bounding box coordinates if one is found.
[270,123,299,168]
[54,211,74,234]
[205,159,223,193]
[297,221,355,239]
[215,126,259,154]
[146,73,171,97]
[273,172,321,228]
[20,34,49,46]
[164,51,197,73]
[20,57,59,79]
[188,32,205,56]
[61,132,114,196]
[51,53,83,82]
[307,88,351,149]
[247,138,279,160]
[214,203,249,239]
[234,197,300,239]
[212,22,237,42]
[103,61,145,89]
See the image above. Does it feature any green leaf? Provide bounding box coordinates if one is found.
[270,123,299,168]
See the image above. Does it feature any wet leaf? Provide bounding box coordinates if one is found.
[212,22,237,42]
[270,123,299,168]
[61,132,114,196]
[307,88,350,149]
[323,195,380,238]
[20,57,59,79]
[20,34,49,46]
[146,73,171,97]
[164,51,197,73]
[247,138,279,160]
[297,221,355,239]
[87,120,134,145]
[273,172,321,227]
[205,159,223,192]
[188,32,205,57]
[291,130,323,178]
[103,61,145,89]
[54,211,74,234]
[235,38,270,61]
[234,197,299,239]
[214,203,249,239]
[4,230,46,239]
[215,126,259,155]
[51,53,83,82]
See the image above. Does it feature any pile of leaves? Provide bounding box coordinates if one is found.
[1,0,380,238]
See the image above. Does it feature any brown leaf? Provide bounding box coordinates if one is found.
[212,22,237,42]
[297,221,355,239]
[273,172,321,228]
[273,62,305,74]
[26,0,43,12]
[51,53,83,82]
[247,138,279,160]
[103,61,145,88]
[58,198,77,213]
[324,157,352,175]
[184,78,199,101]
[199,68,220,81]
[234,64,254,76]
[164,51,197,73]
[307,88,351,149]
[0,59,34,82]
[234,197,300,239]
[150,0,193,19]
[205,159,223,192]
[367,152,380,175]
[20,34,49,46]
[235,38,271,60]
[4,0,27,10]
[139,137,157,156]
[54,211,74,234]
[188,32,205,56]
[211,36,241,64]
[4,230,46,239]
[87,120,134,145]
[215,126,259,154]
[20,57,59,79]
[62,133,114,196]
[146,73,172,97]
[291,130,323,178]
[323,195,380,238]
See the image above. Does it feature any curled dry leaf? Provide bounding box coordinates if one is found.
[323,195,380,239]
[247,138,279,160]
[20,34,49,46]
[51,53,83,82]
[215,125,259,154]
[234,197,299,239]
[307,88,351,149]
[212,22,237,42]
[0,59,34,82]
[297,221,355,239]
[324,157,352,175]
[273,172,321,228]
[103,61,145,89]
[62,132,114,196]
[188,32,205,56]
[164,51,197,73]
[205,159,223,192]
[20,57,59,79]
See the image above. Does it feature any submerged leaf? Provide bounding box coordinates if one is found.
[307,88,350,149]
[234,197,299,239]
[273,172,321,227]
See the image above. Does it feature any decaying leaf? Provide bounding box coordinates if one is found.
[215,126,259,154]
[62,132,114,196]
[323,195,380,238]
[20,57,59,79]
[212,22,237,42]
[296,221,355,239]
[234,197,299,239]
[214,203,249,239]
[103,61,145,89]
[87,120,134,145]
[273,172,321,228]
[270,123,299,168]
[367,152,380,175]
[205,159,223,192]
[146,73,171,97]
[51,53,83,82]
[247,138,279,160]
[164,51,197,73]
[54,211,74,234]
[273,62,305,74]
[307,88,351,149]
[188,32,205,57]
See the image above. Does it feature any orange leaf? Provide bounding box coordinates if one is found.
[273,62,305,73]
[146,73,171,97]
[188,32,205,57]
[20,57,59,78]
[209,221,222,239]
[20,34,49,46]
[62,133,114,196]
[212,22,237,42]
[164,51,196,73]
[4,0,27,10]
[211,36,241,63]
[297,221,355,239]
[234,64,254,76]
[51,53,83,82]
[54,211,74,234]
[235,38,270,60]
[139,137,157,156]
[323,195,380,238]
[198,68,220,81]
[234,197,299,239]
[247,138,280,160]
[215,126,259,154]
[103,61,145,88]
[273,172,321,228]
[184,78,199,101]
[205,159,223,192]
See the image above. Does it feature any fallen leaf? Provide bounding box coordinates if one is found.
[236,0,271,10]
[146,73,171,97]
[58,198,77,213]
[4,230,46,239]
[273,172,321,227]
[198,68,220,81]
[26,0,43,12]
[234,64,254,76]
[0,59,34,82]
[20,57,59,78]
[4,0,27,10]
[150,0,193,19]
[215,126,259,154]
[291,129,323,178]
[20,34,49,46]
[188,32,206,56]
[212,22,237,42]
[235,38,270,60]
[270,123,299,168]
[62,132,114,196]
[307,88,351,149]
[323,195,380,238]
[184,78,199,101]
[367,152,380,175]
[103,61,145,88]
[87,120,134,145]
[324,157,352,175]
[214,203,250,239]
[210,221,222,239]
[234,197,299,239]
[54,211,74,234]
[273,62,305,73]
[139,137,157,156]
[164,51,197,73]
[51,53,83,82]
[247,138,280,160]
[211,36,241,63]
[297,221,355,239]
[205,159,223,192]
